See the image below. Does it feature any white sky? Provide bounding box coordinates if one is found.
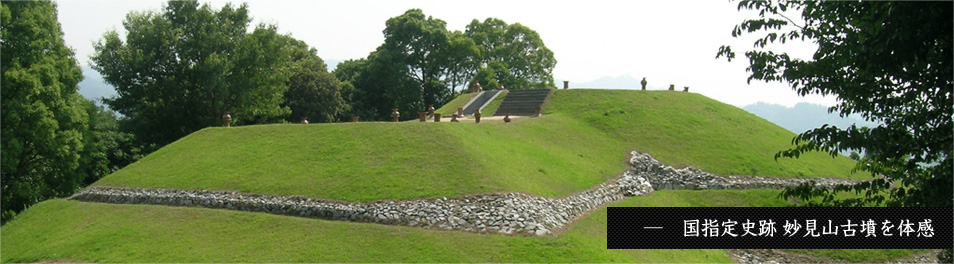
[56,0,838,107]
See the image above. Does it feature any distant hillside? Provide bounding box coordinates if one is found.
[743,102,880,134]
[77,65,117,101]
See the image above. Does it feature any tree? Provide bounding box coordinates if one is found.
[283,56,349,123]
[336,10,474,121]
[444,31,481,95]
[334,57,400,121]
[338,10,557,120]
[718,1,952,208]
[848,152,860,161]
[465,18,556,89]
[92,0,307,147]
[380,9,475,109]
[340,49,421,121]
[334,59,375,119]
[1,0,89,222]
[77,99,143,186]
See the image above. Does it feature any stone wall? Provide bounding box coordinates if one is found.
[627,151,860,191]
[70,151,862,236]
[71,169,653,236]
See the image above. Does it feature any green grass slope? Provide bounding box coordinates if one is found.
[482,90,507,115]
[0,196,732,263]
[434,92,478,116]
[545,90,864,177]
[94,89,864,202]
[1,190,919,263]
[95,116,624,201]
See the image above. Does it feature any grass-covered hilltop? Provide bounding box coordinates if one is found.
[92,90,866,201]
[6,89,924,263]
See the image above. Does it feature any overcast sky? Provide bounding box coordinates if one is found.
[56,0,837,107]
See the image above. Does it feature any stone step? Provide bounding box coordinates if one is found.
[492,89,553,116]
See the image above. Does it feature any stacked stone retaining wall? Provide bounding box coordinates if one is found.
[628,151,861,191]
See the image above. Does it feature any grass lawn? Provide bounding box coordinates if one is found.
[0,198,728,263]
[1,190,922,263]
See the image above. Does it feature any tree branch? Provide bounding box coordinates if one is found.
[778,13,805,30]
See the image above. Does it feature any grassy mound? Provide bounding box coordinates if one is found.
[1,190,920,263]
[94,89,864,202]
[95,116,624,201]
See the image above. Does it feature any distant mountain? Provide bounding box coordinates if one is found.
[742,102,880,134]
[77,65,116,101]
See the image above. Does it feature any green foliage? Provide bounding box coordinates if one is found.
[0,0,89,223]
[76,99,142,186]
[334,51,423,121]
[445,31,481,93]
[379,9,475,114]
[470,65,501,91]
[940,248,953,263]
[333,58,380,119]
[847,151,860,161]
[283,57,348,123]
[91,0,330,147]
[718,1,952,207]
[93,1,248,146]
[338,10,556,121]
[465,18,556,89]
[0,1,135,224]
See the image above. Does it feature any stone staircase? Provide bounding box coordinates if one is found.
[492,89,553,116]
[462,90,502,116]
